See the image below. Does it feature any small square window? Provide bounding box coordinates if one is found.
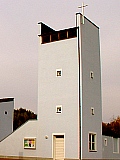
[56,69,62,77]
[57,71,61,76]
[56,105,62,114]
[89,133,97,152]
[90,71,94,79]
[91,107,94,115]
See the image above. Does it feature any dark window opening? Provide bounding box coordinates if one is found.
[57,71,62,77]
[51,32,58,42]
[59,30,67,40]
[56,135,64,138]
[42,34,50,44]
[4,111,8,115]
[68,28,77,38]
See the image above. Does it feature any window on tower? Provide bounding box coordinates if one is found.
[89,133,97,152]
[91,107,95,115]
[56,105,62,114]
[113,138,119,153]
[104,138,107,146]
[56,69,62,77]
[4,111,8,115]
[90,71,94,79]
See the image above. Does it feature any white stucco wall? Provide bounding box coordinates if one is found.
[38,38,79,159]
[0,120,39,157]
[77,14,102,159]
[102,135,120,159]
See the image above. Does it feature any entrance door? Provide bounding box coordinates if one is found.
[53,135,64,160]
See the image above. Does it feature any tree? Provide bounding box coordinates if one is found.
[102,116,120,138]
[13,108,37,131]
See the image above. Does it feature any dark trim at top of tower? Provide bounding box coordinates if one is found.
[0,98,14,103]
[38,22,55,35]
[38,22,77,44]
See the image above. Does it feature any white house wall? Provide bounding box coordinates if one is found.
[0,120,38,157]
[38,38,79,159]
[0,100,14,141]
[102,135,120,159]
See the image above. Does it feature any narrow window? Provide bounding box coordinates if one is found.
[89,133,97,152]
[113,138,119,153]
[104,138,107,146]
[91,107,94,115]
[56,69,62,77]
[90,71,94,79]
[56,105,62,114]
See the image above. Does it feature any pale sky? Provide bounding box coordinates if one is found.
[0,0,120,122]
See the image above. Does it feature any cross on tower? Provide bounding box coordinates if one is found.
[78,2,88,24]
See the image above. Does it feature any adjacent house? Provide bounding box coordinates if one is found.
[0,98,14,141]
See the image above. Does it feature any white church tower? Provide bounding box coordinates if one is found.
[38,13,102,160]
[0,11,120,160]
